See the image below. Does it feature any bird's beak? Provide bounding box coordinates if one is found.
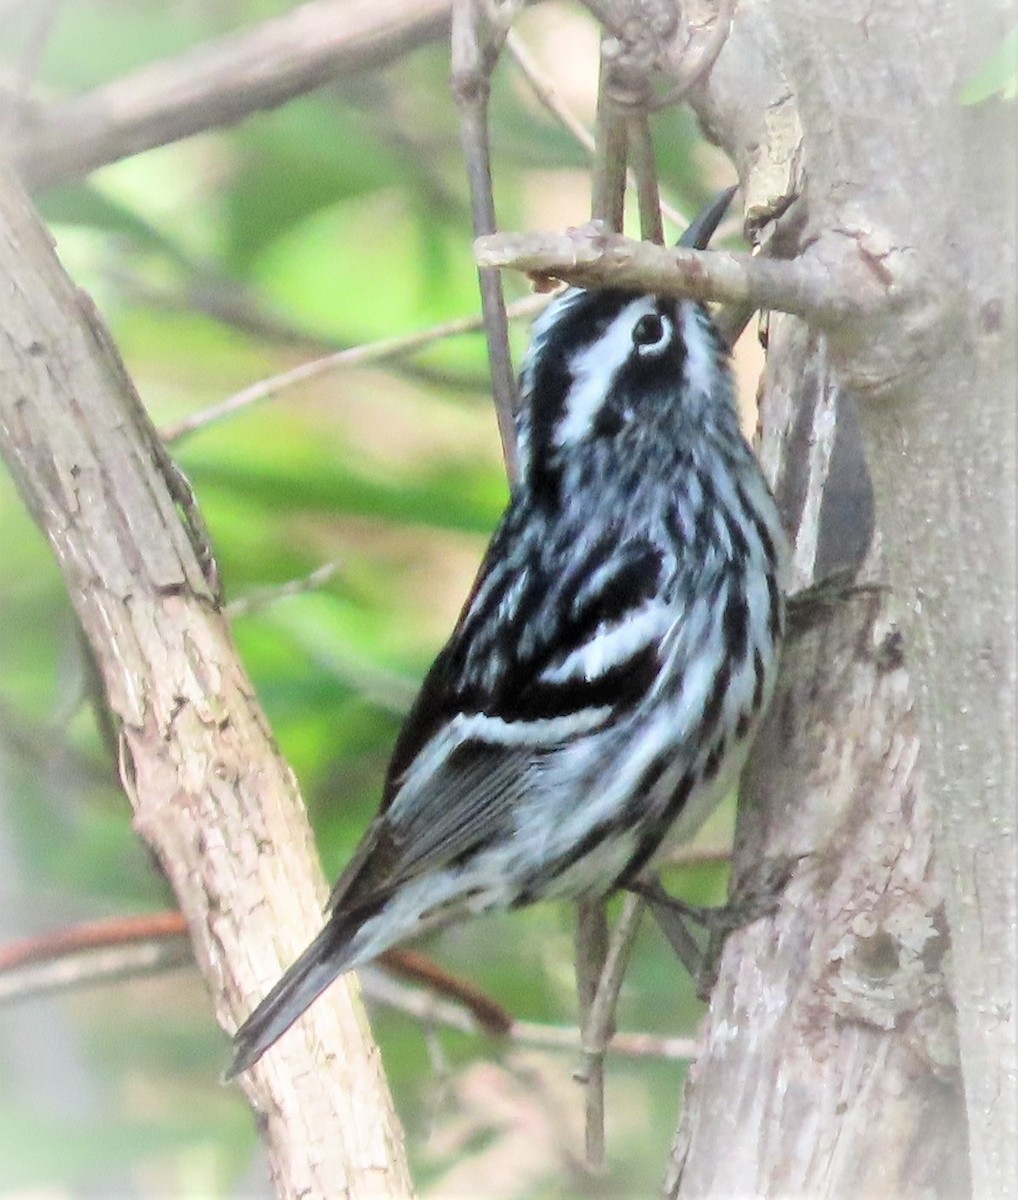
[677,185,738,250]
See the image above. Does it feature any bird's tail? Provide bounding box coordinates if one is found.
[224,916,359,1081]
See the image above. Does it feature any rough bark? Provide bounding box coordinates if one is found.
[672,1,1016,1196]
[669,317,968,1197]
[0,172,414,1200]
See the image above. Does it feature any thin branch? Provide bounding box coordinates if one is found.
[0,911,509,1034]
[0,695,117,790]
[506,29,597,153]
[160,293,549,444]
[590,59,628,231]
[0,912,188,974]
[0,913,195,1003]
[224,563,340,620]
[475,225,860,325]
[12,0,453,192]
[576,895,646,1170]
[0,913,697,1061]
[0,941,195,1003]
[0,0,60,139]
[298,642,420,717]
[451,0,520,485]
[582,894,646,1060]
[574,899,610,1171]
[504,30,689,232]
[626,114,664,244]
[512,1020,696,1063]
[363,967,698,1061]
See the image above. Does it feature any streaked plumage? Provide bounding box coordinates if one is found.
[228,200,786,1079]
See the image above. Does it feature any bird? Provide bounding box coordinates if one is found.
[227,190,786,1079]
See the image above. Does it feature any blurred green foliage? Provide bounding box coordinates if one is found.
[0,2,733,1195]
[959,26,1018,103]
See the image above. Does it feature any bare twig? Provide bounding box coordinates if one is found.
[626,114,664,244]
[364,967,698,1060]
[582,894,646,1058]
[0,695,117,789]
[573,899,610,1170]
[224,563,340,620]
[512,1019,696,1063]
[0,940,195,1003]
[0,914,194,1004]
[160,293,549,444]
[109,264,488,395]
[451,0,520,485]
[506,29,596,153]
[576,895,646,1170]
[0,913,697,1062]
[0,911,509,1035]
[590,59,627,231]
[0,912,188,974]
[475,225,862,326]
[11,0,453,192]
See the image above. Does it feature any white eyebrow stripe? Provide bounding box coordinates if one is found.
[680,302,717,399]
[554,296,657,447]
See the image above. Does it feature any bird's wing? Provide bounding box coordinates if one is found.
[328,521,671,915]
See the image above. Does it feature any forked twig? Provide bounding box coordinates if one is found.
[573,894,649,1170]
[505,30,689,233]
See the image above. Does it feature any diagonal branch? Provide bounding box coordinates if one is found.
[161,293,548,444]
[9,0,452,192]
[0,168,412,1200]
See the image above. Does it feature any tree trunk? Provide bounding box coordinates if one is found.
[673,2,1016,1195]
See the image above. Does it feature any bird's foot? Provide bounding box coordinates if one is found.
[630,853,804,999]
[785,570,887,641]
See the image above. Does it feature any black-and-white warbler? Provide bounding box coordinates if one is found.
[228,193,786,1078]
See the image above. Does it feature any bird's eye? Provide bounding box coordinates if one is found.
[631,313,669,352]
